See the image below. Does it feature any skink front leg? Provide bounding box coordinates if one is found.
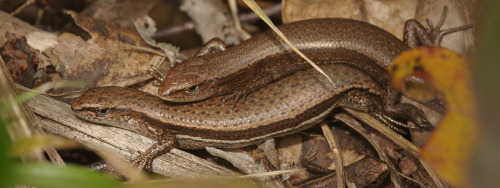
[135,132,178,170]
[381,81,433,130]
[222,74,274,108]
[195,38,227,56]
[338,89,432,131]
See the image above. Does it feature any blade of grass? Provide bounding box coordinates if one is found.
[0,80,84,112]
[242,0,334,84]
[10,163,121,188]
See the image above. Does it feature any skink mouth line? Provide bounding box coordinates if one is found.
[159,95,204,103]
[74,113,123,128]
[74,113,98,122]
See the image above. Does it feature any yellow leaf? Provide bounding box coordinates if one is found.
[389,47,477,187]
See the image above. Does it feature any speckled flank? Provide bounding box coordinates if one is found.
[72,65,382,149]
[159,18,404,102]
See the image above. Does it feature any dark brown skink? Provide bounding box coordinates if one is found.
[159,18,401,102]
[72,65,385,169]
[157,7,469,128]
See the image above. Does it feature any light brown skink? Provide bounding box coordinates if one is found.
[72,65,385,169]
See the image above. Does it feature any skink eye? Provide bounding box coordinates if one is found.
[184,85,199,95]
[358,97,368,106]
[97,108,110,116]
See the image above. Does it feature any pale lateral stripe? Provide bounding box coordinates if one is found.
[175,105,337,146]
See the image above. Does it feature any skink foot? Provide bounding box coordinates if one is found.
[222,90,248,109]
[133,133,177,171]
[403,6,473,48]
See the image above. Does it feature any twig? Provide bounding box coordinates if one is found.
[0,0,35,26]
[320,123,345,188]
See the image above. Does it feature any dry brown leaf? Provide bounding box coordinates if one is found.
[81,0,161,27]
[282,0,365,23]
[0,33,47,88]
[277,127,367,185]
[48,11,156,91]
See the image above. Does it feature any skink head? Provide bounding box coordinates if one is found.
[158,57,218,102]
[72,87,166,138]
[71,87,128,127]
